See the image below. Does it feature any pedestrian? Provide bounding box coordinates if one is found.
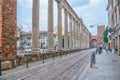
[54,45,58,51]
[98,45,102,54]
[96,46,99,54]
[106,45,109,54]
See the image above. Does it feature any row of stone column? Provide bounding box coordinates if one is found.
[32,0,84,52]
[56,1,82,50]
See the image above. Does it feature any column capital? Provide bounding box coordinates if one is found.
[64,8,68,16]
[57,2,62,10]
[69,14,72,20]
[64,8,67,12]
[55,0,62,3]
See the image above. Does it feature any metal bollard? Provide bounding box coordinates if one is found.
[66,51,67,56]
[70,50,71,55]
[0,59,2,76]
[60,51,62,58]
[43,53,44,64]
[93,52,95,64]
[90,52,96,68]
[53,52,55,60]
[26,54,28,68]
[90,54,93,68]
[18,56,21,65]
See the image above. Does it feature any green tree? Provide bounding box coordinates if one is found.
[103,26,108,43]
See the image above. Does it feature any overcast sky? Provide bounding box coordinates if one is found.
[17,0,108,35]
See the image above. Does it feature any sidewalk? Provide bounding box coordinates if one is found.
[78,49,120,80]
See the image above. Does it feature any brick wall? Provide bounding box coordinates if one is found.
[0,0,17,60]
[0,0,2,52]
[97,25,105,45]
[91,25,105,46]
[98,25,105,37]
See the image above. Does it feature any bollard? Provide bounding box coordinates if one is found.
[60,51,62,58]
[92,52,95,64]
[53,52,55,60]
[0,59,2,76]
[18,56,21,65]
[43,53,44,64]
[90,54,93,68]
[73,50,74,54]
[70,50,71,55]
[90,52,96,68]
[66,51,67,56]
[26,54,28,68]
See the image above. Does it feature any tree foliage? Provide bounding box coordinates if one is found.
[103,26,108,43]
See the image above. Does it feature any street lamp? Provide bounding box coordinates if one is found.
[90,25,95,28]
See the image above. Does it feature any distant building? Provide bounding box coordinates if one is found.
[91,25,105,47]
[17,31,56,49]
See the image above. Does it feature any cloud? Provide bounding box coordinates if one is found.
[67,0,89,7]
[68,0,107,35]
[17,0,32,8]
[89,0,100,7]
[17,0,58,31]
[17,0,108,35]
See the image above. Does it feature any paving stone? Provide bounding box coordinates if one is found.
[1,49,95,80]
[78,49,120,80]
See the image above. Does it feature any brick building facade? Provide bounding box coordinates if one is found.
[91,25,105,47]
[0,0,17,60]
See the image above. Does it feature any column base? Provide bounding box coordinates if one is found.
[32,48,40,59]
[32,48,40,52]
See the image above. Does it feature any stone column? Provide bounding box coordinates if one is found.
[57,3,62,50]
[69,14,72,49]
[80,23,82,48]
[76,22,78,48]
[32,0,40,53]
[73,19,76,49]
[75,21,77,48]
[72,19,74,49]
[48,0,53,51]
[80,24,83,48]
[78,23,81,48]
[77,23,80,48]
[64,9,68,49]
[118,36,120,55]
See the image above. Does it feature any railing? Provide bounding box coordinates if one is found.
[0,48,91,75]
[24,48,92,68]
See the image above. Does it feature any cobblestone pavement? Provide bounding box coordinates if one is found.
[78,49,120,80]
[0,49,95,80]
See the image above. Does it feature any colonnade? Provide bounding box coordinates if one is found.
[32,0,90,53]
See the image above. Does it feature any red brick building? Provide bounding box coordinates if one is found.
[91,25,105,47]
[0,0,17,60]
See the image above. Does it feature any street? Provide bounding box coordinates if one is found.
[1,49,95,80]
